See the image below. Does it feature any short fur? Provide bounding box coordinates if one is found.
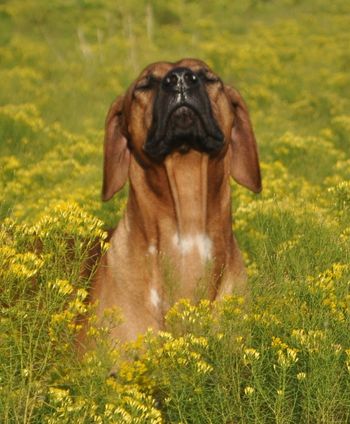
[80,58,261,346]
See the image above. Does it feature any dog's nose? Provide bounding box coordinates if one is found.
[162,67,199,92]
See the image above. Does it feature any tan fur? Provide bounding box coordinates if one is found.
[82,58,261,346]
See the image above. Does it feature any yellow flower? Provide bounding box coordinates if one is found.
[291,329,325,352]
[195,360,213,374]
[48,387,70,402]
[244,386,255,396]
[271,337,288,350]
[244,348,260,364]
[345,350,350,373]
[49,279,73,296]
[276,348,298,369]
[297,372,306,381]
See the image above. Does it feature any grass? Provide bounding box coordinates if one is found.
[1,0,350,422]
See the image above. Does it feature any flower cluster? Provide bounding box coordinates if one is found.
[1,0,350,422]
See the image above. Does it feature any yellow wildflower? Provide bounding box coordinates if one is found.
[244,386,255,396]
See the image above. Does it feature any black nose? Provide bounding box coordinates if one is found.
[162,67,199,92]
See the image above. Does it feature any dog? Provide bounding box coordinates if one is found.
[87,58,261,345]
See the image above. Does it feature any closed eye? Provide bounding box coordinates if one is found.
[135,75,161,91]
[198,69,221,84]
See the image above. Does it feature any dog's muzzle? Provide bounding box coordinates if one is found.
[144,67,224,161]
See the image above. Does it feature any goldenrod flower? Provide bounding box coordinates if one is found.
[244,386,255,396]
[297,372,306,381]
[244,348,260,364]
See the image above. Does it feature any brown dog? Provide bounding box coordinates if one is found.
[89,58,261,345]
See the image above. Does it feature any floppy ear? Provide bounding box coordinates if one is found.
[225,85,262,193]
[102,95,130,201]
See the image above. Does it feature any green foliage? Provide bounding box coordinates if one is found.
[1,0,350,422]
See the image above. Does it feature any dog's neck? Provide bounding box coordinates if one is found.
[164,152,209,236]
[124,149,233,301]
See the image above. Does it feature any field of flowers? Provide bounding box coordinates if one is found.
[1,0,350,422]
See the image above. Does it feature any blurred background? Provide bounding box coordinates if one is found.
[1,0,349,226]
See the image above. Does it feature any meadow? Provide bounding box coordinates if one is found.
[1,0,350,422]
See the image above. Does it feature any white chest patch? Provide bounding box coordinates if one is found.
[172,233,212,262]
[150,287,161,308]
[148,244,157,255]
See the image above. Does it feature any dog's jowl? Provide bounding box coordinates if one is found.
[83,58,261,346]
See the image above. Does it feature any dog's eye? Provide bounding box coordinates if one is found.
[135,75,159,91]
[198,69,220,84]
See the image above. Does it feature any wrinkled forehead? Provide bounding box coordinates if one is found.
[137,58,215,80]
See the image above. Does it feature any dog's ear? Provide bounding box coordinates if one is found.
[102,95,130,201]
[225,85,262,193]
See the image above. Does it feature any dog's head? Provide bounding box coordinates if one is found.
[102,58,261,200]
